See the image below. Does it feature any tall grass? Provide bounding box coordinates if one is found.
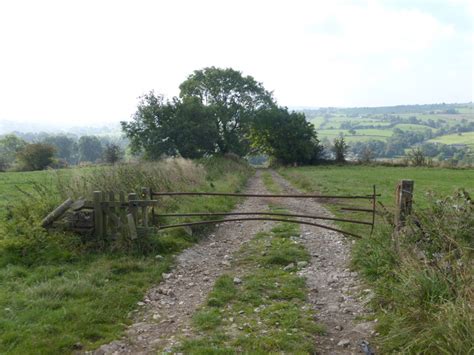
[58,158,206,198]
[353,190,473,353]
[0,156,253,354]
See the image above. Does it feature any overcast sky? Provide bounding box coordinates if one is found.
[0,0,473,127]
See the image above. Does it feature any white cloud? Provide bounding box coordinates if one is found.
[0,0,470,126]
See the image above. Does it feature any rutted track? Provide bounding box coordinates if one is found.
[270,170,375,354]
[94,171,274,354]
[94,169,374,354]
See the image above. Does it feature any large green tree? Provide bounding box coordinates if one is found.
[122,92,176,159]
[170,97,219,158]
[78,136,103,162]
[122,93,220,159]
[179,67,275,156]
[250,107,322,165]
[42,135,77,164]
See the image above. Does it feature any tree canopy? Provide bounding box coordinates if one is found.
[179,67,275,155]
[250,107,321,165]
[122,67,323,165]
[78,136,103,162]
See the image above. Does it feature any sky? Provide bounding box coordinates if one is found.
[0,0,473,128]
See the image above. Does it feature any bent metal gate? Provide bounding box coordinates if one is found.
[150,187,379,239]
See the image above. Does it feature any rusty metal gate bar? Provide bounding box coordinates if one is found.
[150,185,378,238]
[152,191,379,199]
[157,212,373,226]
[157,217,363,238]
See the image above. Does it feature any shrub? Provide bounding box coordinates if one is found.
[16,143,56,171]
[103,143,123,164]
[332,136,349,162]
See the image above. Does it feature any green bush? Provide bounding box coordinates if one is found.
[16,143,56,171]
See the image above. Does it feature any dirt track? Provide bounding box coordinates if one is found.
[94,170,374,354]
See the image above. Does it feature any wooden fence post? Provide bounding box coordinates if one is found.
[394,179,414,230]
[127,193,138,240]
[93,191,103,238]
[108,191,116,237]
[141,187,149,227]
[128,193,138,223]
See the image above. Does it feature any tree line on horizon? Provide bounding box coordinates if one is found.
[0,133,125,171]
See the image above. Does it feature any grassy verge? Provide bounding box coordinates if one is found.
[178,210,324,353]
[279,165,474,353]
[260,170,281,193]
[0,157,253,354]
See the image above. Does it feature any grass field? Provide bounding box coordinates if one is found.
[428,131,474,148]
[280,165,473,210]
[279,165,474,238]
[0,158,253,354]
[0,169,65,218]
[317,129,391,142]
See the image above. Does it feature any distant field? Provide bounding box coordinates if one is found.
[317,128,391,142]
[428,131,474,148]
[393,123,433,131]
[307,105,474,147]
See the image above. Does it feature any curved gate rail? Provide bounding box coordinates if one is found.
[150,186,379,239]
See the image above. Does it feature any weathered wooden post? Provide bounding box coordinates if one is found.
[141,187,149,228]
[128,193,138,223]
[127,193,138,239]
[394,179,414,230]
[108,191,116,237]
[102,191,108,237]
[93,191,104,238]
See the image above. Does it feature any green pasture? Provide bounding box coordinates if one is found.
[279,165,474,237]
[317,128,391,142]
[428,131,474,148]
[280,165,473,210]
[393,123,433,131]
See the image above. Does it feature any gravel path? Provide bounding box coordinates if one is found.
[270,170,375,354]
[93,169,374,354]
[94,171,275,354]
